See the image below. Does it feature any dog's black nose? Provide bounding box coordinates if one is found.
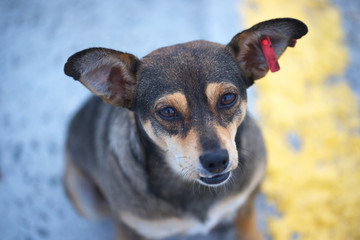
[199,149,229,174]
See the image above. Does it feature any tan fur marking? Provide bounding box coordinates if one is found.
[235,185,263,240]
[205,82,240,114]
[212,100,247,171]
[141,118,202,180]
[165,129,202,180]
[214,123,239,171]
[155,92,189,119]
[236,205,263,240]
[142,120,167,150]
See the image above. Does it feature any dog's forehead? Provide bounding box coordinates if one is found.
[137,40,245,104]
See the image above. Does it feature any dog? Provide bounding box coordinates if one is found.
[63,18,307,240]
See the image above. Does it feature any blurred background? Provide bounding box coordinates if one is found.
[0,0,359,239]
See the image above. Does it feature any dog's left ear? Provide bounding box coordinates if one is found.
[64,48,140,108]
[227,18,308,87]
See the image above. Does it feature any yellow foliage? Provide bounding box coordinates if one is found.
[239,0,360,239]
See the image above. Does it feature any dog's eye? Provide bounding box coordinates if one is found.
[219,93,237,107]
[158,107,179,120]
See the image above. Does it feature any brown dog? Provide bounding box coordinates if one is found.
[63,18,307,240]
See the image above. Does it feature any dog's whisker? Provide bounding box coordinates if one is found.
[176,156,191,167]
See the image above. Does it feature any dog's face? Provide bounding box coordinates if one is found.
[64,18,307,186]
[136,41,247,186]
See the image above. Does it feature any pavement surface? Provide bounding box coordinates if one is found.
[0,0,359,240]
[0,1,241,239]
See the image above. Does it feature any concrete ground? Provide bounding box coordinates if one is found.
[0,0,359,240]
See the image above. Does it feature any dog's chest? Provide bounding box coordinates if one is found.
[120,164,265,239]
[121,192,241,239]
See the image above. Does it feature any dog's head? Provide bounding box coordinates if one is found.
[64,18,307,186]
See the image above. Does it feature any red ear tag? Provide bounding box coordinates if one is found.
[260,36,280,72]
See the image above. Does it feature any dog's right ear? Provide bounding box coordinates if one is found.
[227,18,308,87]
[64,48,140,109]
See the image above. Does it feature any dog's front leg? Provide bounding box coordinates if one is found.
[235,187,263,240]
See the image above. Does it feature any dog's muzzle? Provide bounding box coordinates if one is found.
[198,149,231,186]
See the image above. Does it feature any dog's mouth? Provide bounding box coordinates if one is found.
[199,172,231,186]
